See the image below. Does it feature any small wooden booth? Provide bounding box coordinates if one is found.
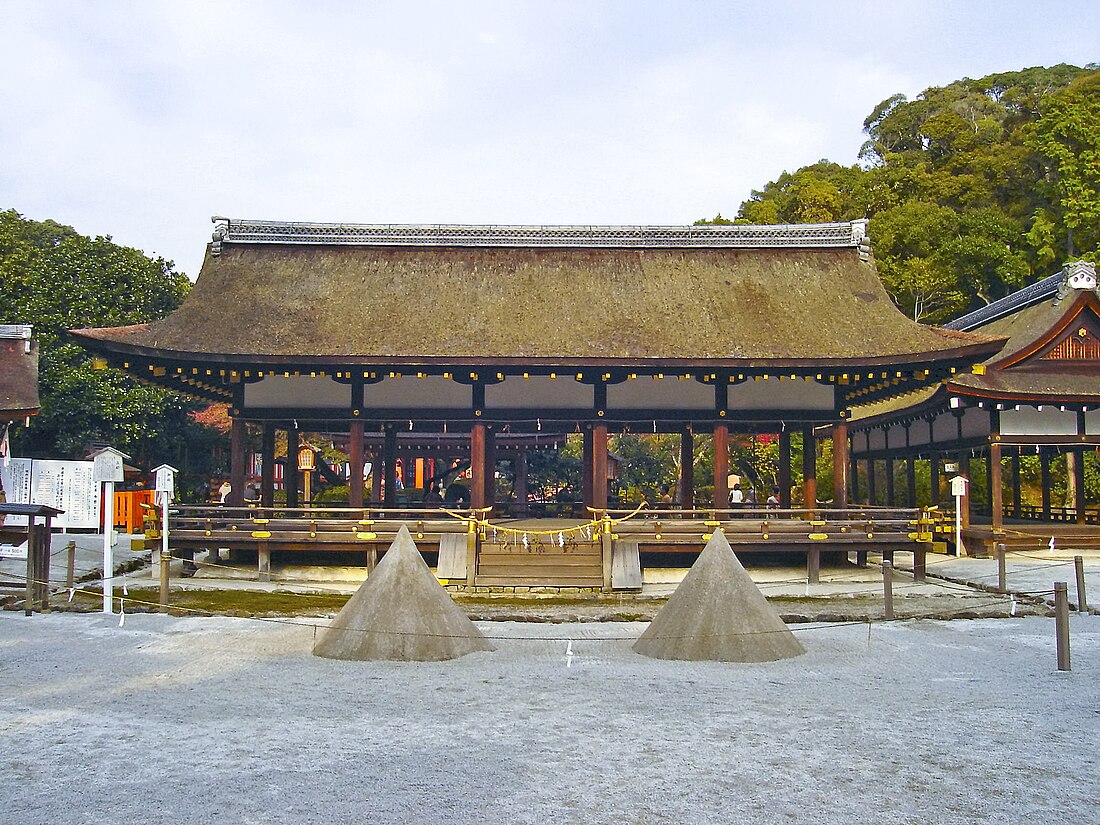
[73,219,1001,587]
[0,502,63,615]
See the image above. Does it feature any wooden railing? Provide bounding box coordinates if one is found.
[1007,505,1100,524]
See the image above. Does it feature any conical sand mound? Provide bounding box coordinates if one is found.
[313,525,494,661]
[633,529,805,662]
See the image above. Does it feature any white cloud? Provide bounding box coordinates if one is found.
[1,0,1097,277]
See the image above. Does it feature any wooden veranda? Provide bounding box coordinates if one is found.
[168,502,938,590]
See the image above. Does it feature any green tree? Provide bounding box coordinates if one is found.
[0,209,223,498]
[712,64,1099,319]
[1029,72,1100,257]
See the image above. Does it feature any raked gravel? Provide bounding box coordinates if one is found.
[1,611,1097,824]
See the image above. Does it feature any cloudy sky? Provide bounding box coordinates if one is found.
[1,1,1097,279]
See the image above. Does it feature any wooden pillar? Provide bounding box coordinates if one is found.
[929,453,941,507]
[802,427,817,512]
[778,429,792,509]
[1040,448,1052,521]
[1011,451,1022,517]
[383,425,398,507]
[959,452,971,531]
[260,423,275,507]
[679,426,694,511]
[713,423,729,510]
[832,422,849,509]
[885,457,895,507]
[1071,448,1086,524]
[906,457,916,508]
[867,459,877,506]
[592,424,608,511]
[484,427,497,507]
[229,417,247,506]
[348,420,365,509]
[582,428,594,508]
[470,423,487,511]
[370,450,383,504]
[990,442,1004,536]
[286,423,300,508]
[849,449,859,505]
[514,451,528,515]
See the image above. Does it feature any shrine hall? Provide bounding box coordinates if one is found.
[846,260,1100,555]
[72,218,1003,588]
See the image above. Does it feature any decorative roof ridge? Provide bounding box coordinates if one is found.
[942,268,1071,332]
[209,216,870,255]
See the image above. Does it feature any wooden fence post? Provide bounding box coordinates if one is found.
[882,559,894,620]
[997,543,1007,594]
[1054,581,1071,671]
[1074,555,1088,613]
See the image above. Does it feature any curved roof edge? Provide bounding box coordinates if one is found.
[209,216,870,253]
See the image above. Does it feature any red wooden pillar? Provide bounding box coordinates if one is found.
[1072,447,1086,524]
[802,426,817,511]
[832,422,849,509]
[713,423,729,510]
[470,423,487,511]
[990,441,1003,536]
[349,420,365,508]
[582,428,594,508]
[592,423,608,511]
[679,426,694,511]
[484,427,497,508]
[229,417,248,506]
[260,423,275,507]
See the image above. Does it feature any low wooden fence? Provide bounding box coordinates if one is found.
[166,503,941,589]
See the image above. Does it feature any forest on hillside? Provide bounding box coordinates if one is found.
[700,63,1100,323]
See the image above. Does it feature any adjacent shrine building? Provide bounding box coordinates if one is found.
[847,261,1100,550]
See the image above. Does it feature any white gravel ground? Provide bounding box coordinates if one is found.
[2,611,1097,824]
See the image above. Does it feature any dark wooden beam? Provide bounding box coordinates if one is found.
[260,423,275,507]
[680,426,695,510]
[383,425,398,507]
[348,420,365,508]
[286,423,300,508]
[778,429,792,509]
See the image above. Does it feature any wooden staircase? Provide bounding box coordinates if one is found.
[475,541,603,587]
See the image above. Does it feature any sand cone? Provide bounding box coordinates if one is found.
[313,524,494,661]
[633,528,805,662]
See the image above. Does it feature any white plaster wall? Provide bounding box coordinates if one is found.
[607,377,714,410]
[932,412,958,442]
[363,377,471,409]
[961,407,991,439]
[485,376,591,409]
[1000,406,1078,436]
[727,377,833,411]
[245,376,351,409]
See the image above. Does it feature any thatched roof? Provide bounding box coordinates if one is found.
[73,220,998,370]
[0,327,39,421]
